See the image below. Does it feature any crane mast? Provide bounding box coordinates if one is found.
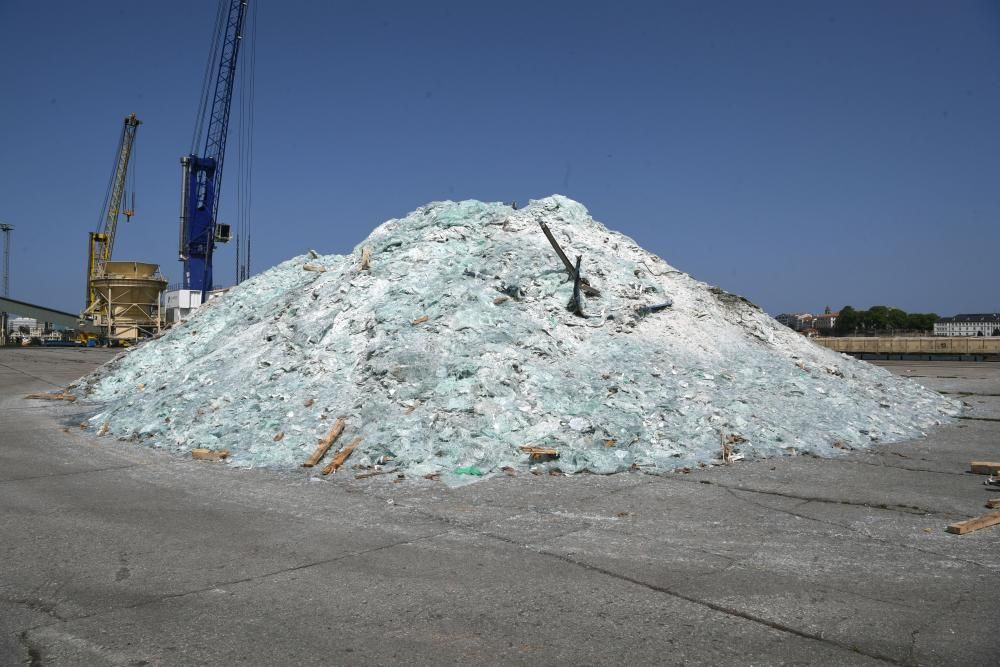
[179,0,248,295]
[87,113,141,311]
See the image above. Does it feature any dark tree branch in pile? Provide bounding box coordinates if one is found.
[567,255,586,317]
[538,221,601,297]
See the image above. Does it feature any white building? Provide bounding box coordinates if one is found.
[934,314,1000,337]
[812,307,838,332]
[7,317,42,336]
[163,289,204,325]
[5,317,64,342]
[775,313,814,331]
[163,287,230,325]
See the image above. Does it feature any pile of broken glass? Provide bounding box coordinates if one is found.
[75,196,960,482]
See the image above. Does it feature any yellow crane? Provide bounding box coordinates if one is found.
[85,113,141,313]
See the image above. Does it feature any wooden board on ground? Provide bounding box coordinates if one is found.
[946,510,1000,535]
[192,448,229,461]
[322,437,362,475]
[303,417,346,467]
[986,498,1000,509]
[969,461,1000,475]
[25,392,76,402]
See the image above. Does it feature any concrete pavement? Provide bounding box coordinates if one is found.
[1,349,998,665]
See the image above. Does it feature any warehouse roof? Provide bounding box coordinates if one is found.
[937,313,1000,323]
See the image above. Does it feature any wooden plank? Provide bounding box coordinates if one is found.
[411,315,429,325]
[191,448,229,461]
[302,417,346,467]
[519,445,559,461]
[946,510,1000,535]
[969,461,1000,475]
[986,498,1000,509]
[303,263,327,273]
[321,437,362,475]
[25,392,76,402]
[359,246,371,271]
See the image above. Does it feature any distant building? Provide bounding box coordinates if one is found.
[775,313,814,331]
[775,307,838,333]
[934,314,1000,337]
[4,316,63,343]
[812,306,838,332]
[7,316,41,335]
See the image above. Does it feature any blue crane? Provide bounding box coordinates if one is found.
[178,0,248,294]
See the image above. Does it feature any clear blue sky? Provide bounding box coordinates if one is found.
[1,1,997,316]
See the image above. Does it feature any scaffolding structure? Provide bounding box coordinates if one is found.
[84,261,167,343]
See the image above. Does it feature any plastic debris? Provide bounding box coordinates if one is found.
[75,196,960,482]
[454,466,485,476]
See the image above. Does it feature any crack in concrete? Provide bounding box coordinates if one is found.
[725,489,998,572]
[22,528,453,634]
[531,544,905,665]
[19,630,44,667]
[361,491,904,665]
[115,552,131,583]
[679,483,999,575]
[0,463,149,485]
[679,477,946,517]
[719,487,992,604]
[4,595,66,622]
[906,590,968,664]
[837,458,968,477]
[0,361,65,388]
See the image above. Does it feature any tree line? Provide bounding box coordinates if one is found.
[834,306,938,335]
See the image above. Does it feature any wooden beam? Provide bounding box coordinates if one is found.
[25,392,76,402]
[191,448,229,461]
[537,221,600,296]
[969,461,1000,475]
[321,437,361,475]
[946,510,1000,535]
[302,417,346,467]
[986,499,1000,509]
[519,445,559,461]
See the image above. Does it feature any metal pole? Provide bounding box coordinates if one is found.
[0,224,11,347]
[0,223,13,297]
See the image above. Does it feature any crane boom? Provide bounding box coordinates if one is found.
[86,113,141,311]
[179,0,248,294]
